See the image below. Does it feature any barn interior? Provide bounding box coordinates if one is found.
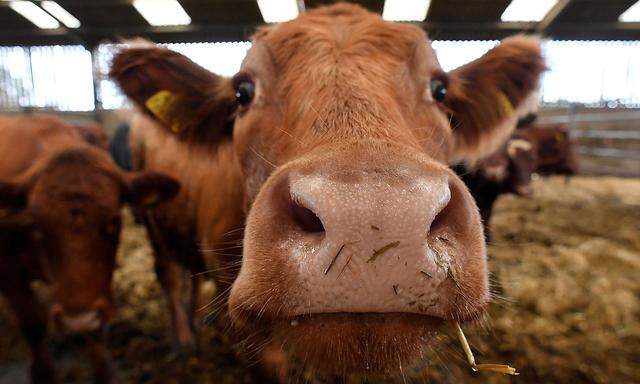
[0,1,639,383]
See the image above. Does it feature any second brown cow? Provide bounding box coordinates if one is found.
[0,115,179,383]
[455,122,578,242]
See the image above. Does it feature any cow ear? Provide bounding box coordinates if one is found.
[444,36,546,163]
[109,45,237,142]
[123,171,180,208]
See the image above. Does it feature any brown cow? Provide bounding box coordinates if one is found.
[526,124,579,175]
[454,132,538,242]
[0,115,179,383]
[110,4,545,381]
[455,122,578,243]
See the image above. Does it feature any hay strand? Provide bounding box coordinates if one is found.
[367,241,400,263]
[454,322,519,376]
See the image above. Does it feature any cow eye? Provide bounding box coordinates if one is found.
[430,78,447,102]
[235,80,255,106]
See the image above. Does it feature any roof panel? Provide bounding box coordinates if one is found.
[61,2,147,28]
[0,5,40,30]
[181,1,262,24]
[307,0,384,13]
[554,0,638,23]
[428,0,511,23]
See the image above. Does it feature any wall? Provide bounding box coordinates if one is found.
[538,106,640,177]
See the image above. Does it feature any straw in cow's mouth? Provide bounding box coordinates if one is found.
[454,322,519,375]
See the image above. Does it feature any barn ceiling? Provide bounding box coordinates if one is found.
[1,0,639,47]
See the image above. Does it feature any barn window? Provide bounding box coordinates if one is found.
[0,45,94,111]
[2,40,640,111]
[541,40,640,107]
[0,46,32,111]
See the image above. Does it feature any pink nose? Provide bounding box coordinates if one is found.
[287,170,451,315]
[247,163,489,321]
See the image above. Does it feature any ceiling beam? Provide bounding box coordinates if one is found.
[6,20,640,37]
[536,0,572,35]
[0,23,258,46]
[4,20,640,46]
[421,21,537,31]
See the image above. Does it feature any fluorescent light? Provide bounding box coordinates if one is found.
[501,0,558,22]
[132,0,191,26]
[41,1,81,28]
[257,0,299,23]
[620,1,640,22]
[383,0,431,21]
[8,1,60,29]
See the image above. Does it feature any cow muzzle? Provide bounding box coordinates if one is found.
[50,299,110,334]
[230,149,490,374]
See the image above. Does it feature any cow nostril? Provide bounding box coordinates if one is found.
[430,204,448,234]
[290,200,325,233]
[429,184,454,235]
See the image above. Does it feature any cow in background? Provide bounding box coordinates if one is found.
[0,115,179,383]
[454,130,538,241]
[456,117,578,241]
[109,123,133,171]
[110,3,545,381]
[527,124,579,176]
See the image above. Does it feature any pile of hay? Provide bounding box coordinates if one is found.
[0,176,638,383]
[420,176,640,383]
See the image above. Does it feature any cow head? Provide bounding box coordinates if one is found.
[0,145,179,334]
[505,134,538,196]
[110,3,544,376]
[532,125,579,175]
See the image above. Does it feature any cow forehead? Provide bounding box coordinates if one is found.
[249,4,432,75]
[241,6,441,141]
[31,162,121,210]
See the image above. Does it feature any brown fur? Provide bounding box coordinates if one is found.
[110,3,544,380]
[445,36,546,161]
[455,131,538,242]
[456,123,578,242]
[524,124,579,175]
[0,115,179,383]
[73,121,109,150]
[127,115,245,348]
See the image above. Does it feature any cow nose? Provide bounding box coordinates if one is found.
[255,165,487,320]
[50,300,109,334]
[286,172,451,241]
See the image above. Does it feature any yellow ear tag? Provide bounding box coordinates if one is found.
[497,92,514,116]
[145,90,188,134]
[141,193,160,207]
